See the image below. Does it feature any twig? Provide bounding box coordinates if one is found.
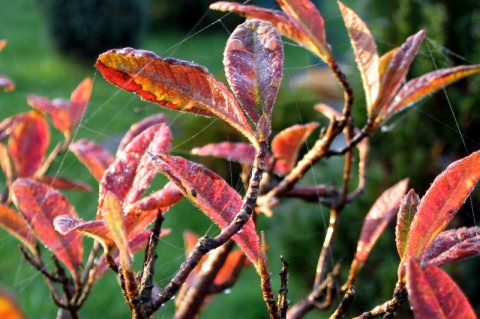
[329,285,355,319]
[278,257,290,319]
[139,211,164,302]
[147,140,268,315]
[259,232,279,319]
[314,207,340,288]
[353,286,408,319]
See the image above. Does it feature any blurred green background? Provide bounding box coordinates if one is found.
[1,0,479,318]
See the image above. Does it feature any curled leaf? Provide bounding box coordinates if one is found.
[406,151,480,258]
[271,122,319,175]
[0,114,26,142]
[69,139,114,182]
[8,111,49,177]
[117,114,167,155]
[12,178,83,278]
[339,1,379,110]
[224,19,283,123]
[95,48,256,145]
[422,227,480,267]
[150,154,261,265]
[407,258,476,319]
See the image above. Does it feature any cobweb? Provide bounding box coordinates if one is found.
[1,0,479,318]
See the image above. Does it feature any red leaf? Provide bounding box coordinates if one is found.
[371,30,425,119]
[385,64,480,118]
[54,216,112,249]
[191,141,261,165]
[12,178,83,278]
[102,191,132,271]
[0,203,36,253]
[0,290,25,319]
[124,182,183,214]
[95,48,256,145]
[421,227,480,267]
[271,122,319,175]
[99,123,171,216]
[339,1,379,111]
[395,189,420,259]
[210,1,331,61]
[117,114,167,155]
[8,111,49,177]
[69,139,114,181]
[406,151,480,258]
[407,258,477,319]
[38,176,91,192]
[27,78,91,137]
[346,179,408,286]
[151,154,261,265]
[224,19,283,123]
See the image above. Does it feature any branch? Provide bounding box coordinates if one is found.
[329,285,355,319]
[353,286,408,319]
[147,140,268,315]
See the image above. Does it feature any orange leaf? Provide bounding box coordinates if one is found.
[371,30,425,119]
[271,122,319,175]
[0,290,25,319]
[224,19,283,123]
[0,203,36,253]
[385,64,480,118]
[407,258,477,319]
[339,1,379,110]
[102,191,132,271]
[8,111,49,177]
[69,139,114,181]
[151,154,261,265]
[346,179,408,285]
[407,151,480,258]
[95,48,256,145]
[12,178,83,279]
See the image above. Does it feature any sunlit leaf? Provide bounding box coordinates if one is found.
[0,203,36,253]
[271,122,319,175]
[339,1,379,110]
[54,215,112,249]
[95,48,256,145]
[117,114,167,155]
[99,123,171,216]
[407,258,476,319]
[406,151,480,258]
[102,191,132,271]
[191,141,260,165]
[345,179,408,286]
[8,111,49,177]
[0,290,25,319]
[210,1,331,61]
[0,144,14,187]
[12,178,83,278]
[69,139,114,182]
[385,64,480,119]
[371,30,425,119]
[224,19,283,123]
[150,154,261,265]
[27,78,91,137]
[38,176,91,192]
[422,227,480,267]
[378,48,399,82]
[395,189,420,259]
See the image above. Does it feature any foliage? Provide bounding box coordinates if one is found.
[1,1,480,319]
[36,0,148,61]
